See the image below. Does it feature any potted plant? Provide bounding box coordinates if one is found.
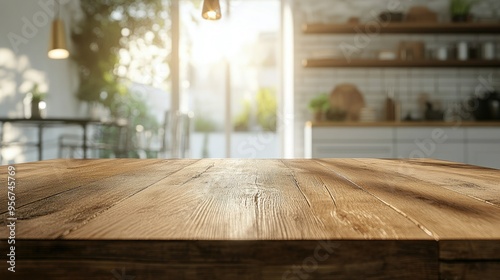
[450,0,477,22]
[27,84,47,119]
[308,94,330,122]
[325,107,347,121]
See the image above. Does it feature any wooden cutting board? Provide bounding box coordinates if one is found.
[330,83,365,121]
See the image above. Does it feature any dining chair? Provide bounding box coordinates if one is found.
[132,111,192,159]
[58,120,129,159]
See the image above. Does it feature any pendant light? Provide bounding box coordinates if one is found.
[48,0,69,59]
[202,0,222,20]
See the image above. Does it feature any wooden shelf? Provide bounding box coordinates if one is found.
[303,58,500,68]
[303,22,500,34]
[306,121,500,128]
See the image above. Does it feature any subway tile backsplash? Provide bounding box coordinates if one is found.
[292,0,500,157]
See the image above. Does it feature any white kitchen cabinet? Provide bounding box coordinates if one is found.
[396,127,466,162]
[311,143,394,158]
[310,127,394,142]
[465,128,500,141]
[395,143,466,163]
[305,126,394,158]
[466,143,500,169]
[306,124,500,169]
[396,127,465,142]
[465,128,500,169]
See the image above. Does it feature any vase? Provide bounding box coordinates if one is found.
[314,111,324,122]
[452,14,469,22]
[30,100,42,119]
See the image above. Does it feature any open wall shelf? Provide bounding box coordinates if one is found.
[303,22,500,34]
[303,59,500,68]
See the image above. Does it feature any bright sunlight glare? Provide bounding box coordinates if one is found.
[189,1,279,65]
[206,10,217,19]
[118,0,279,88]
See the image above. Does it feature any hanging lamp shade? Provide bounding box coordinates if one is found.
[202,0,222,20]
[48,19,69,59]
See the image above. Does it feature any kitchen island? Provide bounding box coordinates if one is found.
[1,158,499,279]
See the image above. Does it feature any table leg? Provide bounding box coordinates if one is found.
[38,125,43,161]
[82,124,88,159]
[0,122,4,163]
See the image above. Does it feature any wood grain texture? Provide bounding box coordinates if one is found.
[363,158,500,206]
[440,262,500,280]
[0,159,165,209]
[65,159,431,240]
[0,240,437,280]
[280,160,430,239]
[0,159,198,238]
[0,158,498,279]
[440,240,500,260]
[316,159,500,239]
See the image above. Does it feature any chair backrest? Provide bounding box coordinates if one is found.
[160,110,170,154]
[93,119,129,158]
[177,112,193,158]
[130,110,192,159]
[163,111,192,158]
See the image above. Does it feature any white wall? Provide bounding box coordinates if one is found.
[291,0,500,157]
[0,0,81,163]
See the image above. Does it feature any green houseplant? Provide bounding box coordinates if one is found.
[233,88,278,132]
[308,93,330,122]
[450,0,477,22]
[256,88,277,132]
[234,99,251,131]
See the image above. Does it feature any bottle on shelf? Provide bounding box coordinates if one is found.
[385,89,400,122]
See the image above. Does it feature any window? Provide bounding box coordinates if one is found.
[180,0,281,158]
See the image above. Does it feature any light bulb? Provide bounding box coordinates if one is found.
[48,48,69,59]
[48,19,69,59]
[206,10,218,20]
[202,0,222,20]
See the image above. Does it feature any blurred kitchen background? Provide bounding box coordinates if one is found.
[1,0,500,168]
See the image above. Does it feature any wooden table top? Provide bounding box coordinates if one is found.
[1,158,499,279]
